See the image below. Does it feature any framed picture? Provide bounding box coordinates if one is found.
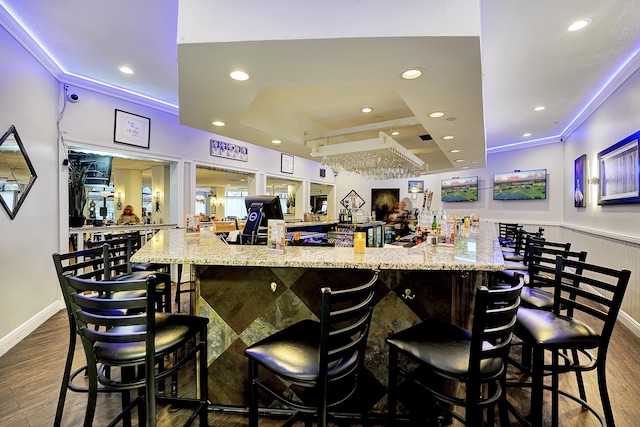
[114,109,150,149]
[597,130,640,205]
[210,139,248,162]
[281,153,294,174]
[371,188,399,223]
[574,154,586,207]
[340,190,365,210]
[408,180,424,193]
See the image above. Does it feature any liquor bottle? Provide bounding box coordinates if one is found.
[431,215,437,230]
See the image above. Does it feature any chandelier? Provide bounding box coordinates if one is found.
[311,132,425,179]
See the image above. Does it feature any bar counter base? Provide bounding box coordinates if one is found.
[196,265,487,414]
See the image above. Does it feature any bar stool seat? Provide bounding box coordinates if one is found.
[387,274,524,425]
[244,270,379,427]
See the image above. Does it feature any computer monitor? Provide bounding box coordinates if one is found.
[241,195,284,244]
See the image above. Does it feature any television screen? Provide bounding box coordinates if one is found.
[493,169,547,200]
[441,176,478,202]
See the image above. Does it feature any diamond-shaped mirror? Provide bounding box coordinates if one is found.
[0,125,37,219]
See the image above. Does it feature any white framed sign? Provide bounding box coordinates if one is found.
[114,109,150,149]
[281,153,294,174]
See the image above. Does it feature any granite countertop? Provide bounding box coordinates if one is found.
[131,222,505,271]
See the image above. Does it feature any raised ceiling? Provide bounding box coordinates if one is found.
[2,0,639,174]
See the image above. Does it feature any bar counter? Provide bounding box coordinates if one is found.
[131,221,504,271]
[132,222,505,412]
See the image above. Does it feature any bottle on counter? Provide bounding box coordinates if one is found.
[431,215,437,230]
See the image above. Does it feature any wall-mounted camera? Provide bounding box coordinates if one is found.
[66,93,80,103]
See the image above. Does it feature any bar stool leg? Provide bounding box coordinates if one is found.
[174,264,183,312]
[388,346,398,423]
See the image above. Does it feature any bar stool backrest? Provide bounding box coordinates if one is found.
[553,257,631,338]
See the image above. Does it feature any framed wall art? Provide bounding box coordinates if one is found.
[114,109,150,149]
[574,154,586,207]
[210,139,248,162]
[408,180,424,193]
[597,130,640,205]
[281,153,294,174]
[371,188,399,223]
[340,190,365,210]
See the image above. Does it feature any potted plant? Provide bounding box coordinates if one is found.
[68,158,88,227]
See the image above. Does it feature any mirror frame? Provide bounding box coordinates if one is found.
[0,125,38,219]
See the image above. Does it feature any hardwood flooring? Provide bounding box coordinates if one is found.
[1,283,640,426]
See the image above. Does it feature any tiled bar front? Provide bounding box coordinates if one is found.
[131,223,505,412]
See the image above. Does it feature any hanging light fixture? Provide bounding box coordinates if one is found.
[311,132,425,179]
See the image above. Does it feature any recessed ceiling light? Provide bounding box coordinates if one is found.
[455,159,465,163]
[534,106,545,111]
[450,149,461,153]
[229,70,250,81]
[271,140,282,145]
[119,66,134,74]
[391,131,399,136]
[471,161,478,164]
[212,121,225,126]
[429,111,445,118]
[401,68,424,80]
[568,19,591,32]
[461,166,470,169]
[361,107,374,113]
[523,133,531,137]
[442,135,455,140]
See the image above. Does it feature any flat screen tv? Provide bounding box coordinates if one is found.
[493,169,547,200]
[441,176,478,202]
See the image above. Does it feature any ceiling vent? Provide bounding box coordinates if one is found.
[419,134,433,141]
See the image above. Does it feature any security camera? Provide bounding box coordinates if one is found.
[66,93,80,103]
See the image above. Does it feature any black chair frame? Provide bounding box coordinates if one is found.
[387,274,524,426]
[507,256,631,427]
[60,269,209,427]
[53,244,174,426]
[245,270,379,427]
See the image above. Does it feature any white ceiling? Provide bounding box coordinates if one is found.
[2,0,640,175]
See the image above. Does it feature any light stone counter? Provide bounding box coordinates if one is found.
[131,221,504,271]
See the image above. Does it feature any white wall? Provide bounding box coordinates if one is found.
[335,142,564,227]
[0,26,61,348]
[562,67,640,330]
[563,68,640,238]
[59,84,335,224]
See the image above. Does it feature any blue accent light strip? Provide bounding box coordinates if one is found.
[490,44,640,153]
[487,135,561,152]
[560,47,640,137]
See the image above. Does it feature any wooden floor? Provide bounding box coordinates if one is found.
[1,283,640,427]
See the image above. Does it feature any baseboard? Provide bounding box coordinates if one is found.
[618,310,640,339]
[0,300,64,358]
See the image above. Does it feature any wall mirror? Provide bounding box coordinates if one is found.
[0,125,38,219]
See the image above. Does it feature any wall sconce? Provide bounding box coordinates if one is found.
[217,197,224,205]
[589,177,599,185]
[154,191,161,212]
[116,192,123,210]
